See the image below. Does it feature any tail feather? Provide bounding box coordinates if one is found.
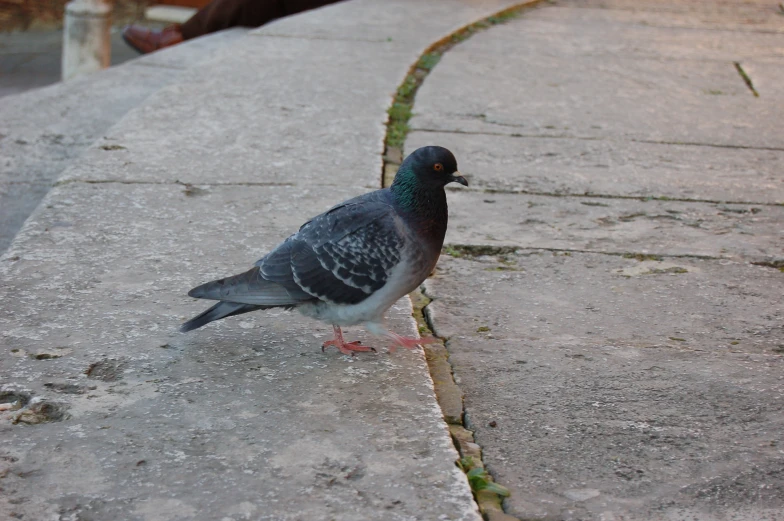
[187,266,306,306]
[179,301,263,332]
[180,265,311,332]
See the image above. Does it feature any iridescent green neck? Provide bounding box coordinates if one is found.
[390,165,421,212]
[390,165,448,244]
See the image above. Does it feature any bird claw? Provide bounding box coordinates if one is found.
[322,326,377,356]
[322,339,376,356]
[322,327,437,356]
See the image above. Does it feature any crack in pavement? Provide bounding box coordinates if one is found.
[447,186,783,207]
[412,127,784,152]
[402,1,784,519]
[381,2,549,519]
[439,244,784,274]
[53,179,298,188]
[442,243,723,261]
[734,61,760,97]
[411,287,515,521]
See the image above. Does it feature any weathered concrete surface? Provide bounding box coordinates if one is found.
[424,253,783,521]
[56,0,540,190]
[568,0,784,33]
[411,5,784,149]
[0,28,248,255]
[409,0,784,519]
[258,0,525,41]
[1,183,474,520]
[0,0,540,519]
[406,132,784,204]
[443,189,784,262]
[55,36,413,190]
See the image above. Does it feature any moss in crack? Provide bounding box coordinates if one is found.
[458,457,511,498]
[410,288,464,425]
[451,426,515,520]
[623,253,664,262]
[387,101,413,150]
[413,286,518,519]
[443,245,466,258]
[383,0,545,172]
[752,259,784,270]
[388,4,547,519]
[417,52,442,71]
[734,61,759,97]
[444,244,520,258]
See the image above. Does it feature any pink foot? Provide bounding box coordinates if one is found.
[322,325,377,356]
[387,333,439,353]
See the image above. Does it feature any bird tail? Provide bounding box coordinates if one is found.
[179,301,262,332]
[180,266,308,332]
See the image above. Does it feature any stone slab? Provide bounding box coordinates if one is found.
[0,182,50,256]
[424,252,784,521]
[55,35,412,189]
[411,8,784,149]
[507,5,784,60]
[406,131,784,204]
[0,182,478,521]
[542,1,784,33]
[129,27,249,70]
[56,0,538,190]
[1,0,549,517]
[444,190,784,261]
[0,28,249,255]
[407,2,784,520]
[0,64,171,255]
[569,0,783,32]
[257,0,534,42]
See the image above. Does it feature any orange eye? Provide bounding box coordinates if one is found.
[433,163,443,172]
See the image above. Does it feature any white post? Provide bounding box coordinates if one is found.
[62,0,112,81]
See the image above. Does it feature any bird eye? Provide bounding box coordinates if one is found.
[433,163,443,172]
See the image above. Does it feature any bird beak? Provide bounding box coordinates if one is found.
[450,171,468,187]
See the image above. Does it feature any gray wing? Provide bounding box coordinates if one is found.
[258,193,405,305]
[189,191,406,307]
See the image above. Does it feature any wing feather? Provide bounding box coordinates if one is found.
[189,190,407,309]
[285,192,406,305]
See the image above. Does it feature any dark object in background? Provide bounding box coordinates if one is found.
[122,0,344,54]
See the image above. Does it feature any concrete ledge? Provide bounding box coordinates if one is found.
[0,27,249,255]
[0,1,533,519]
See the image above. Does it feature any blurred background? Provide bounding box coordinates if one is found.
[0,0,208,97]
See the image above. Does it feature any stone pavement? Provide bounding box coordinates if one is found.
[0,1,528,520]
[409,0,784,519]
[0,28,248,255]
[0,0,782,520]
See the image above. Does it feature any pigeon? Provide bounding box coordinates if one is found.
[180,146,467,355]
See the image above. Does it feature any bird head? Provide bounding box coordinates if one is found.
[398,146,468,188]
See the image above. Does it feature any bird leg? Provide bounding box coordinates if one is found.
[322,325,376,356]
[363,322,438,353]
[386,332,439,353]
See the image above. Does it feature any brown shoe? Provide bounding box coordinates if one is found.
[121,24,183,54]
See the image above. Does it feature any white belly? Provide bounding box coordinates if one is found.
[297,254,431,327]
